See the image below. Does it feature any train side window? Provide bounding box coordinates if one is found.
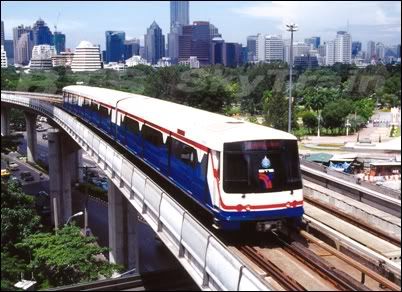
[71,94,78,105]
[171,138,197,167]
[90,102,98,112]
[98,105,109,118]
[122,116,139,134]
[142,125,163,147]
[82,97,91,109]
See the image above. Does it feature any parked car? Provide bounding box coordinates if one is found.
[9,162,19,171]
[24,175,35,182]
[20,171,32,179]
[39,116,48,123]
[1,169,11,178]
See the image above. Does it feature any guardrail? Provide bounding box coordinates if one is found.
[1,91,272,291]
[301,162,401,218]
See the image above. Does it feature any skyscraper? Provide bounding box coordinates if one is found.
[376,42,385,61]
[53,31,66,54]
[211,37,224,65]
[334,31,351,64]
[264,35,284,62]
[105,31,125,63]
[366,40,376,61]
[170,1,189,28]
[325,40,335,65]
[223,42,241,67]
[1,21,4,46]
[168,1,189,63]
[144,21,165,65]
[1,45,7,68]
[124,38,140,60]
[352,41,362,57]
[247,35,257,62]
[32,18,53,46]
[4,40,14,65]
[304,37,320,49]
[13,25,33,65]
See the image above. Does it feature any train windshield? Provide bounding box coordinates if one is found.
[223,140,302,193]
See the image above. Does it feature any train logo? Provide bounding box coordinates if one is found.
[261,156,271,169]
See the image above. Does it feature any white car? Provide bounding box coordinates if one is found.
[39,116,47,122]
[9,162,19,171]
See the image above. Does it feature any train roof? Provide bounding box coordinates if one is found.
[63,85,297,151]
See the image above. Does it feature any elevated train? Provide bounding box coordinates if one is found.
[62,85,303,231]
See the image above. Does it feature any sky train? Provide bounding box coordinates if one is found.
[62,85,304,231]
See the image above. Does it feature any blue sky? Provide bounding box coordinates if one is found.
[1,1,401,51]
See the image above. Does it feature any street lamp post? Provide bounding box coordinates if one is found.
[77,165,97,234]
[286,23,298,133]
[65,211,84,226]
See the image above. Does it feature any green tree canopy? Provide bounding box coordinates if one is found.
[322,99,353,131]
[16,225,122,289]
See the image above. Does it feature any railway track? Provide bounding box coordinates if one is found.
[236,230,400,291]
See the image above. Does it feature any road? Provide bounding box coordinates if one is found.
[4,125,181,273]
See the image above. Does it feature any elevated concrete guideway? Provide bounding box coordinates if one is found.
[1,91,272,291]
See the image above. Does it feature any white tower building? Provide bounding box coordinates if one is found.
[71,41,102,72]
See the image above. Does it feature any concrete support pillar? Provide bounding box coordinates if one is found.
[48,130,79,227]
[24,111,37,163]
[108,179,139,271]
[1,105,10,136]
[70,149,84,183]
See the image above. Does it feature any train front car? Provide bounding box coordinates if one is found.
[214,138,303,232]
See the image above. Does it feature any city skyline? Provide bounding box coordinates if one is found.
[1,1,401,51]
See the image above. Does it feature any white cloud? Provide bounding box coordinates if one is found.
[231,1,401,43]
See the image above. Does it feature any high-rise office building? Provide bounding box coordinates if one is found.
[256,33,265,62]
[29,45,56,70]
[247,35,257,62]
[178,21,212,66]
[304,37,320,49]
[334,31,351,64]
[211,37,224,65]
[223,42,241,67]
[284,41,310,63]
[264,35,284,62]
[352,41,362,57]
[105,31,125,63]
[168,1,189,63]
[366,40,376,61]
[325,40,335,65]
[144,21,165,65]
[71,40,102,72]
[1,45,7,68]
[376,42,385,61]
[53,32,66,54]
[4,40,13,65]
[1,21,4,46]
[124,38,140,60]
[13,25,33,65]
[170,1,189,28]
[32,18,53,46]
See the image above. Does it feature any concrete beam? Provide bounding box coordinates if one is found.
[24,111,37,163]
[1,105,10,136]
[108,179,139,270]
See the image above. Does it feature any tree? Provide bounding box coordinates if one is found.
[321,99,353,133]
[1,181,41,252]
[1,134,23,154]
[263,90,289,131]
[353,98,375,121]
[302,111,318,133]
[16,225,122,289]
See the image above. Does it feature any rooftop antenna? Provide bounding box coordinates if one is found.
[54,12,61,32]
